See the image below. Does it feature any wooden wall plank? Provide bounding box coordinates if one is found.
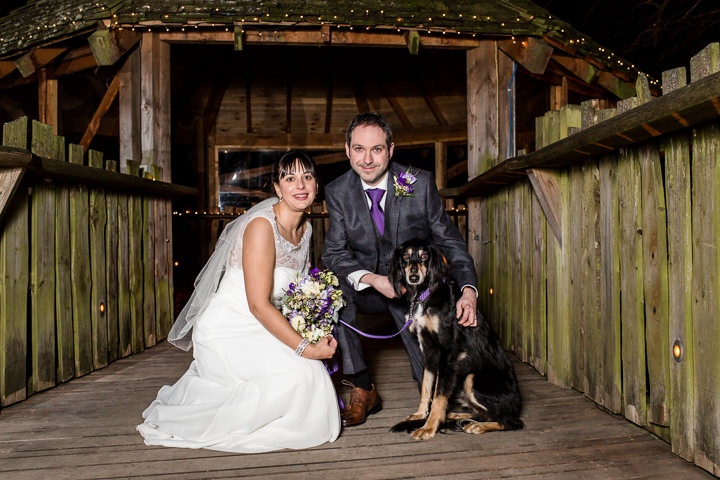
[142,186,156,349]
[117,186,132,357]
[617,145,647,427]
[69,144,92,377]
[690,119,720,477]
[529,186,547,375]
[54,135,74,383]
[88,150,108,369]
[662,65,694,462]
[154,196,172,341]
[639,142,670,427]
[29,121,56,394]
[119,48,141,172]
[567,163,584,392]
[125,160,144,354]
[597,153,622,413]
[105,160,120,362]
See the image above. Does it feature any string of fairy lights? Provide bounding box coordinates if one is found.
[0,2,658,86]
[172,205,469,217]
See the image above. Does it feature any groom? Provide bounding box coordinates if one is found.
[322,112,479,427]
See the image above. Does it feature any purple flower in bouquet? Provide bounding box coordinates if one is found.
[282,269,345,343]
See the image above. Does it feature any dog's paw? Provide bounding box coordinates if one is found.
[404,412,427,421]
[410,425,438,440]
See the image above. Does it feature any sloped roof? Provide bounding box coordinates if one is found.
[0,0,647,83]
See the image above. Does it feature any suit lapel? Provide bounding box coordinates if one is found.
[349,173,377,239]
[384,165,402,245]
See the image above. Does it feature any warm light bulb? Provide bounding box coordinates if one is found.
[489,288,493,295]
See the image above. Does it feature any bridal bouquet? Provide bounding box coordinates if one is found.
[282,268,345,343]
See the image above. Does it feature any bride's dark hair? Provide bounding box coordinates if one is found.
[273,150,318,185]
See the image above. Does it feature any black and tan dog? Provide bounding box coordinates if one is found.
[389,239,523,440]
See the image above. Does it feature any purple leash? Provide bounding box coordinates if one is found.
[328,288,432,411]
[338,287,432,339]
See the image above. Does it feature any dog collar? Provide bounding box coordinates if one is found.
[417,288,432,303]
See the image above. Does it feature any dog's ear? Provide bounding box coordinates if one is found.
[390,245,406,297]
[428,245,449,287]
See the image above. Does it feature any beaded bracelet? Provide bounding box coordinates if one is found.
[295,338,310,357]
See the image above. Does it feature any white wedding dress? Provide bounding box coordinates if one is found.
[137,201,340,452]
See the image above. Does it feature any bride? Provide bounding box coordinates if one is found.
[137,151,340,453]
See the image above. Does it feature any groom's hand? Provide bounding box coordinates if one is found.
[360,273,399,299]
[456,288,478,327]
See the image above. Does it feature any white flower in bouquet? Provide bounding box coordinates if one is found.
[282,268,345,343]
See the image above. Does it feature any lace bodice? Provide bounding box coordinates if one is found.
[227,200,311,272]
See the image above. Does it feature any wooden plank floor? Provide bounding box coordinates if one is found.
[0,339,713,480]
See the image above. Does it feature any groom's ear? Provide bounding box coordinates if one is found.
[389,142,395,159]
[345,142,351,160]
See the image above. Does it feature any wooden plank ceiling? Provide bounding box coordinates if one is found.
[172,45,468,150]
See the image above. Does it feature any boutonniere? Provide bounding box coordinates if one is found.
[393,168,418,197]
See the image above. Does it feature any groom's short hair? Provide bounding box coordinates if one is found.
[345,112,393,150]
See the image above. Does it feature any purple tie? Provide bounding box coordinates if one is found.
[366,188,385,236]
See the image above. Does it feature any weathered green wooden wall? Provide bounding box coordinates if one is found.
[472,43,720,476]
[0,117,174,409]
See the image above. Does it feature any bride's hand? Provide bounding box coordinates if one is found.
[302,335,338,360]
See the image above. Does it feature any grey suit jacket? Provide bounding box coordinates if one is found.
[322,162,478,289]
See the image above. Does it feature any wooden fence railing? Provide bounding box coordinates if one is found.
[467,42,720,475]
[0,117,195,410]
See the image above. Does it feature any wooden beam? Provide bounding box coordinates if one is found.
[424,94,449,127]
[88,29,140,66]
[447,159,467,180]
[551,55,598,84]
[203,73,230,139]
[527,168,562,246]
[0,120,29,222]
[352,81,370,114]
[0,61,16,80]
[498,36,553,75]
[79,73,120,152]
[386,96,412,129]
[15,48,66,78]
[216,124,467,150]
[446,69,720,198]
[0,147,196,197]
[596,70,636,99]
[157,29,481,49]
[50,50,97,77]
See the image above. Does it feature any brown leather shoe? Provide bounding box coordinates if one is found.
[341,381,382,427]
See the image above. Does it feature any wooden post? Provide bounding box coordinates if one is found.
[88,150,108,369]
[154,166,173,341]
[1,117,29,406]
[550,76,568,111]
[140,33,171,179]
[68,144,92,377]
[119,48,141,172]
[467,42,514,179]
[29,121,57,394]
[38,69,59,135]
[662,65,695,462]
[434,141,446,191]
